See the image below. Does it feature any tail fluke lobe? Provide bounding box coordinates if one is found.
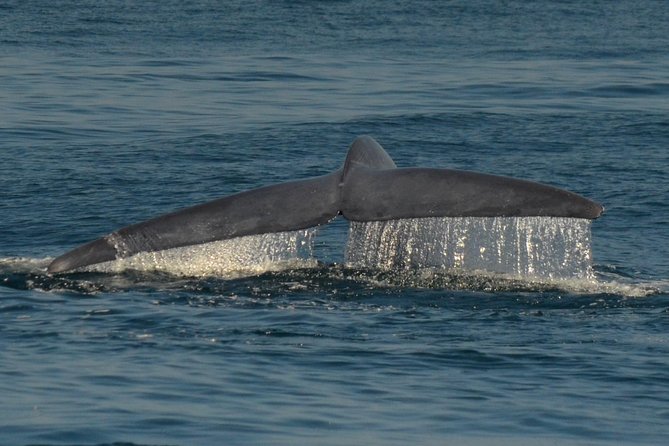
[47,237,117,274]
[341,167,603,221]
[47,173,341,274]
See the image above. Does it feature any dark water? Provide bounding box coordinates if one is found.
[2,1,669,445]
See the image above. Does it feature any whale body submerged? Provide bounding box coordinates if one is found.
[47,136,603,274]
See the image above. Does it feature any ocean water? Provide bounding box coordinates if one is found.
[1,1,669,445]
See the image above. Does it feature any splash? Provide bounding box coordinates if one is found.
[346,217,595,281]
[84,228,318,277]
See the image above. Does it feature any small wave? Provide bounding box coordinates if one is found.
[589,83,669,97]
[0,256,110,294]
[0,256,51,273]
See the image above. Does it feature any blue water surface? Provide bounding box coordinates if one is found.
[1,1,669,445]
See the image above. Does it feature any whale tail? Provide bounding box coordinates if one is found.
[47,136,603,274]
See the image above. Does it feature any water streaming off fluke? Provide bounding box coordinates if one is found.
[87,229,318,277]
[346,217,595,281]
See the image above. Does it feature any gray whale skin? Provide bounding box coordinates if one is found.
[48,136,603,274]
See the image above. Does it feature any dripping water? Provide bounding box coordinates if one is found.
[346,217,595,281]
[86,229,318,277]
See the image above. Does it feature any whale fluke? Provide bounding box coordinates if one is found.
[47,136,603,274]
